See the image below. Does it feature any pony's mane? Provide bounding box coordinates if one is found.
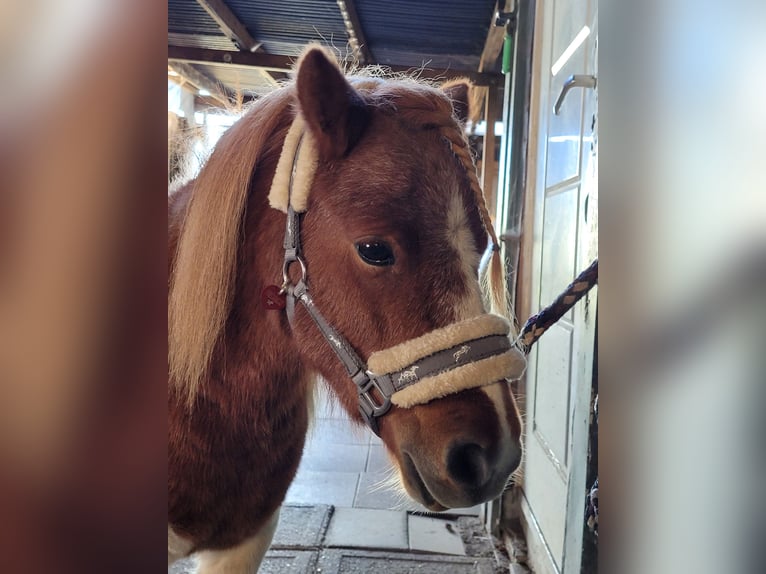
[168,54,510,406]
[168,87,293,404]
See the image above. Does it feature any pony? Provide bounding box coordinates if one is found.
[168,46,526,572]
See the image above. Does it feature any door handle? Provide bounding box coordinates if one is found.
[553,74,597,115]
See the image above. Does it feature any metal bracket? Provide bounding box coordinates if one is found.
[494,0,517,27]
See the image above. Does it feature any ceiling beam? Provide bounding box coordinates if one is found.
[168,46,503,86]
[195,0,260,52]
[195,0,286,87]
[336,0,372,65]
[169,62,230,107]
[169,46,291,72]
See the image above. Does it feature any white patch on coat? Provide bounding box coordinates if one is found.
[481,382,520,470]
[168,525,194,565]
[195,509,280,574]
[445,192,485,322]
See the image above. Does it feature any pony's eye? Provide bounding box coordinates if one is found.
[356,240,395,267]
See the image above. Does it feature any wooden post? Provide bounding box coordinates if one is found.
[481,86,502,223]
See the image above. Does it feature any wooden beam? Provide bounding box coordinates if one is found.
[479,1,511,73]
[195,1,286,87]
[169,62,230,107]
[167,46,504,86]
[169,46,291,72]
[195,0,260,52]
[481,86,502,220]
[336,0,372,65]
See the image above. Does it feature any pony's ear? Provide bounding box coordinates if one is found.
[295,47,368,160]
[442,79,472,125]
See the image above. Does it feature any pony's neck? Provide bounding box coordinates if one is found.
[214,151,310,411]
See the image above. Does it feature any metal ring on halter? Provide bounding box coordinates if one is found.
[281,255,307,292]
[356,373,393,434]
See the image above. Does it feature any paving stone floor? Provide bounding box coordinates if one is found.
[172,505,498,574]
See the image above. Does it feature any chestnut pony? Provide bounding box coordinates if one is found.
[168,47,524,572]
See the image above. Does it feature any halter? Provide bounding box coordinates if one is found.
[271,120,526,435]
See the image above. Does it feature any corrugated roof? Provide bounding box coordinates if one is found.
[168,33,237,52]
[168,0,498,94]
[168,0,237,50]
[355,0,495,69]
[226,0,351,57]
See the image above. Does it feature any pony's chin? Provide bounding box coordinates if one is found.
[403,478,448,512]
[423,500,448,512]
[401,453,450,511]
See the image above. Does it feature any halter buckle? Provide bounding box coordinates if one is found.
[358,378,392,415]
[281,254,307,292]
[354,373,393,435]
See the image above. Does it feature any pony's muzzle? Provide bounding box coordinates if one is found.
[445,436,521,500]
[403,436,521,510]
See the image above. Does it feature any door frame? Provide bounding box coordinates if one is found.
[497,0,598,571]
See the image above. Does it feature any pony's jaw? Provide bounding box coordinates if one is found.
[380,381,523,510]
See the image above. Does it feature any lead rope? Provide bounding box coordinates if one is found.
[517,258,598,353]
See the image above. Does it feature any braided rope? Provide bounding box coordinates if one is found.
[439,111,597,350]
[438,126,500,252]
[518,259,598,352]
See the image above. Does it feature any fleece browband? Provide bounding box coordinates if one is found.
[271,114,526,434]
[367,314,526,409]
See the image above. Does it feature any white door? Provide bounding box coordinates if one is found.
[519,0,597,572]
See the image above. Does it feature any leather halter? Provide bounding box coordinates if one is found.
[279,134,517,435]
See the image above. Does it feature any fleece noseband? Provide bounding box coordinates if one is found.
[268,115,526,435]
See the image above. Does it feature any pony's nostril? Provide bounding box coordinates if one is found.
[446,443,489,487]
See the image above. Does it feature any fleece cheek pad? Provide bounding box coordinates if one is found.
[367,314,527,409]
[268,113,318,214]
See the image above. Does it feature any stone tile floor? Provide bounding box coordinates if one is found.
[172,505,500,573]
[264,501,502,573]
[285,386,483,518]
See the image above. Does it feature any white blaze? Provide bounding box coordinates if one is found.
[445,192,485,322]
